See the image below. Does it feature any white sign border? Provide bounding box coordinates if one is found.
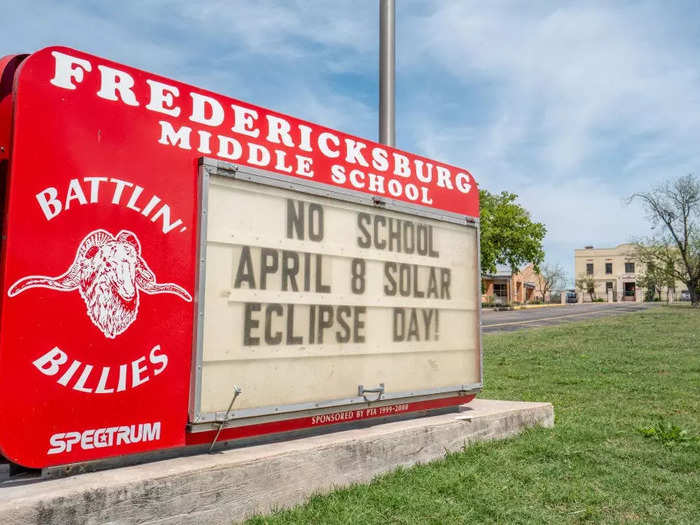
[188,158,483,426]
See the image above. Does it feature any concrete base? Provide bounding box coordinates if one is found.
[0,399,553,524]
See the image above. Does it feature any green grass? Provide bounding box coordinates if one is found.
[247,307,700,524]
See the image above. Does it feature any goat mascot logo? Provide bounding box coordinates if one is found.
[8,229,192,338]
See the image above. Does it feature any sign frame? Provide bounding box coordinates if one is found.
[189,157,483,429]
[0,45,483,468]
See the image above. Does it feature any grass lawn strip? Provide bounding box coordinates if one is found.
[247,306,700,524]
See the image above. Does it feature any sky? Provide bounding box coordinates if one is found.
[3,0,699,284]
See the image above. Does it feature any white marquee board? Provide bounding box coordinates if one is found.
[190,161,482,424]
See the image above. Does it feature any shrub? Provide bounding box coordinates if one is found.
[637,420,698,447]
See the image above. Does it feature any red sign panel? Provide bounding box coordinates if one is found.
[0,47,479,468]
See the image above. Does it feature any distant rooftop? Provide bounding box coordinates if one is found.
[493,265,514,277]
[575,243,635,252]
[487,263,532,277]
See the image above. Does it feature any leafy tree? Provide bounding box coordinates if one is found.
[536,263,566,302]
[630,174,700,307]
[575,274,596,301]
[636,262,675,301]
[479,190,546,274]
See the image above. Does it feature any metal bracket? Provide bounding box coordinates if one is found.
[208,385,243,453]
[358,383,385,402]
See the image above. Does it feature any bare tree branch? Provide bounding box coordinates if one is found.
[536,263,566,302]
[629,174,700,306]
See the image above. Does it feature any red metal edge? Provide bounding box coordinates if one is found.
[0,53,28,465]
[0,54,26,154]
[0,54,27,329]
[185,394,476,446]
[0,53,26,189]
[0,54,27,175]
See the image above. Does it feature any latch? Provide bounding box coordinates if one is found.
[358,383,385,402]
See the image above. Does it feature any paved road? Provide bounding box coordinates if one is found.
[481,302,653,333]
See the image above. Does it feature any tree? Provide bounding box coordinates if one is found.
[575,274,597,301]
[479,190,546,274]
[630,174,700,307]
[636,262,675,301]
[536,263,566,303]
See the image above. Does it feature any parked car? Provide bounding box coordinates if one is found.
[680,290,690,301]
[566,291,578,303]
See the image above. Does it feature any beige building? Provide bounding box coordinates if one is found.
[574,244,685,302]
[482,263,548,305]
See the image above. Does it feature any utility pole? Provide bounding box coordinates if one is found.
[379,0,395,147]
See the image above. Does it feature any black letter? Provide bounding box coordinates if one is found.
[427,267,438,298]
[336,305,351,343]
[351,258,366,294]
[412,264,424,298]
[407,309,420,341]
[318,305,334,343]
[357,213,371,248]
[260,248,279,290]
[234,246,256,289]
[315,254,331,293]
[281,250,299,291]
[286,304,303,345]
[388,218,402,252]
[243,303,261,345]
[265,303,283,345]
[309,305,316,344]
[422,309,435,341]
[416,225,428,255]
[440,268,451,299]
[374,215,387,249]
[308,203,324,241]
[287,199,304,239]
[392,308,405,342]
[403,220,415,254]
[384,262,397,295]
[303,252,311,291]
[428,226,439,257]
[353,306,366,343]
[399,263,411,297]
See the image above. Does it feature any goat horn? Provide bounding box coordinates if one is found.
[7,270,80,297]
[135,262,192,302]
[7,230,110,297]
[137,280,192,302]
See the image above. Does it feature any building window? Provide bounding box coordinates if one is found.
[586,263,594,275]
[605,262,612,274]
[625,262,635,273]
[606,281,613,291]
[494,283,507,297]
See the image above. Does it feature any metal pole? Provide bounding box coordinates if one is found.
[379,0,395,147]
[208,385,242,453]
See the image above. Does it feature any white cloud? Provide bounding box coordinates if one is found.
[396,1,700,275]
[172,0,377,62]
[405,2,700,179]
[2,0,698,278]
